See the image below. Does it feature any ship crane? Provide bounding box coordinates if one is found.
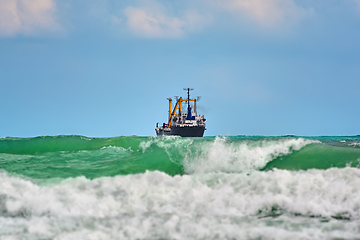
[155,88,206,137]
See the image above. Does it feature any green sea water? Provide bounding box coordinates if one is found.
[1,135,360,239]
[1,135,360,179]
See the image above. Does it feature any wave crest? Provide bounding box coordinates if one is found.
[182,137,319,174]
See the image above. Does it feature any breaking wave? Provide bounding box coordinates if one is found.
[2,135,360,239]
[1,135,360,179]
[1,168,360,239]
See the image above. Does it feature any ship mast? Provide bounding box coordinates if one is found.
[183,88,194,120]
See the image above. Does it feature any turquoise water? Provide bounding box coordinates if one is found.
[1,135,360,239]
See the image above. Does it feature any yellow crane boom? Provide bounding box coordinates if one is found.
[167,97,197,128]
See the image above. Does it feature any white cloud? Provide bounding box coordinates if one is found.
[124,5,208,38]
[125,7,184,38]
[122,0,312,38]
[216,0,313,27]
[0,0,58,36]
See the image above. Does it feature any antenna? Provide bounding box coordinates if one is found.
[183,88,193,106]
[183,88,194,93]
[183,88,194,120]
[183,88,194,101]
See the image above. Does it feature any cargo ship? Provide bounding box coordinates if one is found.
[155,88,206,137]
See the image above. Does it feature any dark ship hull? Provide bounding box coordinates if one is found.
[156,125,205,137]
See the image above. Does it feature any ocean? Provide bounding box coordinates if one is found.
[1,135,360,239]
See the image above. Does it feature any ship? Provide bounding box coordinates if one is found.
[155,88,206,137]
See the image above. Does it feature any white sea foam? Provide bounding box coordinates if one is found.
[183,137,319,174]
[1,168,360,239]
[349,142,360,147]
[139,136,319,174]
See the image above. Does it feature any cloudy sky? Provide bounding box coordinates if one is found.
[1,0,360,137]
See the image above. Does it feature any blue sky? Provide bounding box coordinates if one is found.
[1,0,360,137]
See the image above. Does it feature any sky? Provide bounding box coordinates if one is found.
[1,0,360,137]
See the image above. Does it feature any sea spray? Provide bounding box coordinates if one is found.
[2,135,360,239]
[182,136,319,173]
[3,135,360,178]
[1,168,360,239]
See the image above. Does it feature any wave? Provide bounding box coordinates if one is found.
[1,168,360,239]
[1,135,360,179]
[263,143,360,171]
[181,136,318,173]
